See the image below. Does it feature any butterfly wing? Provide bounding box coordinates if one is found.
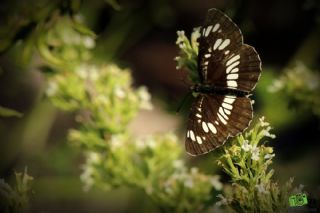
[185,94,252,156]
[198,8,261,92]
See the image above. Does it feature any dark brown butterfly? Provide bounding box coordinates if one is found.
[185,8,261,156]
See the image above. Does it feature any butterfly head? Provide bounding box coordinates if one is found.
[190,84,199,92]
[191,84,215,94]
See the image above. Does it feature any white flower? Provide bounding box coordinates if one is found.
[263,126,276,139]
[114,86,126,99]
[178,42,186,49]
[210,176,223,190]
[241,140,252,151]
[80,165,94,192]
[88,152,101,164]
[215,194,229,206]
[176,30,185,44]
[173,160,184,169]
[77,65,88,79]
[190,167,199,175]
[259,116,270,127]
[82,36,95,49]
[191,27,201,47]
[251,146,260,161]
[77,64,99,80]
[138,87,153,110]
[88,66,99,81]
[46,81,58,96]
[110,135,123,149]
[135,137,147,150]
[184,177,194,188]
[264,153,275,159]
[268,79,284,92]
[136,136,156,150]
[96,95,109,105]
[255,183,269,194]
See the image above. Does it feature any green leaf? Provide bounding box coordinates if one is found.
[72,21,96,37]
[0,106,23,118]
[105,0,121,11]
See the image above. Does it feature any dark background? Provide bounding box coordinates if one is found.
[0,0,319,212]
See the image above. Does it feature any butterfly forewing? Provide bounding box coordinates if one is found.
[198,8,261,92]
[186,94,253,156]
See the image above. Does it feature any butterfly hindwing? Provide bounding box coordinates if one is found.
[186,94,253,156]
[198,8,261,92]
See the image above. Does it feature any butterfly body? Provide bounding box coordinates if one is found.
[191,84,249,97]
[185,8,261,156]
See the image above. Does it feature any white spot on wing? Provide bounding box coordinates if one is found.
[224,50,230,55]
[202,122,209,133]
[223,108,231,115]
[222,103,233,110]
[226,61,240,73]
[226,55,240,66]
[187,130,190,138]
[205,25,213,37]
[224,97,235,104]
[227,73,239,80]
[207,122,217,134]
[212,23,220,32]
[218,113,227,125]
[190,130,195,141]
[213,38,222,50]
[196,113,202,118]
[196,136,202,144]
[227,80,238,88]
[204,53,211,58]
[230,68,239,73]
[218,39,230,50]
[219,107,229,120]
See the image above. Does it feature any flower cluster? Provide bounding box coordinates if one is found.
[174,28,201,83]
[78,133,222,212]
[46,64,150,134]
[37,15,96,68]
[268,62,320,117]
[0,169,33,213]
[216,117,298,212]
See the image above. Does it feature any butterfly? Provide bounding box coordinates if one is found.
[185,8,261,156]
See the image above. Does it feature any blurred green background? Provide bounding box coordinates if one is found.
[0,0,319,212]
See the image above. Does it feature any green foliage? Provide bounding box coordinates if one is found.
[216,117,299,212]
[0,169,33,213]
[0,106,22,118]
[0,0,99,68]
[269,62,320,117]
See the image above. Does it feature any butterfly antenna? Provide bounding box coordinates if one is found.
[176,92,192,113]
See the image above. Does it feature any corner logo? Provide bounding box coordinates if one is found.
[289,193,308,207]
